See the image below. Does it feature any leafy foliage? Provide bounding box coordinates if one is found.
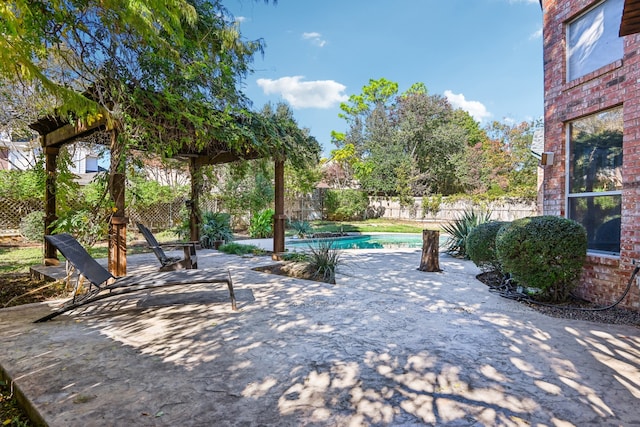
[280,252,310,262]
[324,189,370,221]
[19,210,44,242]
[216,159,274,225]
[332,78,478,197]
[51,208,109,245]
[330,78,539,200]
[218,242,266,256]
[0,168,44,200]
[466,221,509,273]
[200,211,233,248]
[248,209,274,238]
[441,209,492,258]
[127,174,188,208]
[496,216,587,302]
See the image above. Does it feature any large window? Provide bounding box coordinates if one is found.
[567,108,622,255]
[567,0,624,81]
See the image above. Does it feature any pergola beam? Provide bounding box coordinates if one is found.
[31,115,286,276]
[38,117,108,148]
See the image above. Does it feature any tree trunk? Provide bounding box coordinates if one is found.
[419,230,441,272]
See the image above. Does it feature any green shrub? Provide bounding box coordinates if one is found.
[50,209,108,245]
[200,212,233,248]
[20,210,44,242]
[496,215,587,302]
[218,242,266,256]
[325,189,369,221]
[280,251,310,262]
[466,221,509,273]
[441,209,492,258]
[248,208,274,238]
[421,194,442,217]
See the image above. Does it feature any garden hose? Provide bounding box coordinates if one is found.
[491,260,639,312]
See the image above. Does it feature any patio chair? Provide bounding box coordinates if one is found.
[136,222,198,271]
[34,233,236,323]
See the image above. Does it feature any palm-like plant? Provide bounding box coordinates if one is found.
[441,209,492,258]
[200,212,233,249]
[307,240,342,284]
[288,219,313,238]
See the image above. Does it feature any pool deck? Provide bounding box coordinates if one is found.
[1,247,639,426]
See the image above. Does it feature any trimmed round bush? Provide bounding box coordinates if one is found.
[20,210,44,242]
[466,221,509,273]
[495,215,587,302]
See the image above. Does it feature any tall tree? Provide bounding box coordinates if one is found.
[483,120,540,198]
[0,0,280,163]
[333,78,476,197]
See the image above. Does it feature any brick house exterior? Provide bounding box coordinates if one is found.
[542,0,639,310]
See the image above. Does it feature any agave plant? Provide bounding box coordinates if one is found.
[441,209,492,258]
[307,240,342,284]
[288,219,313,238]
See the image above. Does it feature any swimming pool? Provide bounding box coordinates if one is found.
[286,233,426,250]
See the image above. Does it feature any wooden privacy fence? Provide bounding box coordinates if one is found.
[286,194,538,224]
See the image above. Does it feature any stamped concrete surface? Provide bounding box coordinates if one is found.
[0,248,639,426]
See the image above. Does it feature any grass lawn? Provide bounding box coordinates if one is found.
[0,245,123,275]
[309,219,429,234]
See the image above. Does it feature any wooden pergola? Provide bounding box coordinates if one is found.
[29,115,287,277]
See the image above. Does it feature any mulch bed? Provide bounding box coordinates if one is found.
[477,271,640,328]
[0,273,69,308]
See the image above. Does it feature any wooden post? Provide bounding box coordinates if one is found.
[273,159,286,257]
[418,229,441,272]
[189,158,202,242]
[108,129,127,277]
[43,145,59,265]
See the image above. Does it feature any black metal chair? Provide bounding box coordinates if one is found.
[35,233,236,322]
[136,222,198,271]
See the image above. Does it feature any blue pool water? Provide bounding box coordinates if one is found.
[286,233,427,250]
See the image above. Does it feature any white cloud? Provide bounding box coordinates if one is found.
[529,27,542,39]
[235,16,247,23]
[302,32,327,47]
[257,76,348,109]
[507,0,539,4]
[444,90,492,122]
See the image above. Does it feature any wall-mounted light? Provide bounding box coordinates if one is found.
[540,152,554,166]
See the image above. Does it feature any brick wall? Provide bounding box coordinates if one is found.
[542,0,640,310]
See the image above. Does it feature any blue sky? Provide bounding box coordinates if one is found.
[228,0,543,157]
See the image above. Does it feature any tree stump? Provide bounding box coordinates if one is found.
[418,229,441,272]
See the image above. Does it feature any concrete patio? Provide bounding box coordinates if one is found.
[0,247,638,426]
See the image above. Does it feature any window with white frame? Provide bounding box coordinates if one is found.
[567,0,624,82]
[567,107,622,255]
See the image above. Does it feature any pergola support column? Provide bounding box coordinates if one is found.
[43,145,59,265]
[273,159,286,256]
[189,158,202,242]
[108,129,127,277]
